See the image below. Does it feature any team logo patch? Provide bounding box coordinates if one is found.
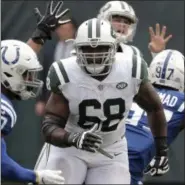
[116,82,128,90]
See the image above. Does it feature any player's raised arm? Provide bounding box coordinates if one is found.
[148,23,172,58]
[133,58,169,176]
[27,1,71,54]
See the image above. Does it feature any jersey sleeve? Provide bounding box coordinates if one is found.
[131,55,149,95]
[132,55,149,83]
[46,61,70,94]
[1,99,17,136]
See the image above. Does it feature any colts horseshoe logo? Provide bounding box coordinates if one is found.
[1,46,20,65]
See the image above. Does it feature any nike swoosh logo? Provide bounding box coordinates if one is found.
[114,152,122,156]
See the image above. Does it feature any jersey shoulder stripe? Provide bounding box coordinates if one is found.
[140,58,149,81]
[1,99,17,121]
[131,46,138,55]
[47,60,70,93]
[132,54,148,81]
[56,60,70,83]
[1,97,17,135]
[132,54,138,78]
[130,45,143,57]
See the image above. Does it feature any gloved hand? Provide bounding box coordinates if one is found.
[144,137,169,176]
[35,170,65,184]
[32,1,71,45]
[67,124,103,153]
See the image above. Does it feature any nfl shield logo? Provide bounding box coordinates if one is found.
[98,84,104,91]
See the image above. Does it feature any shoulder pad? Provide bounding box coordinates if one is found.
[46,61,70,94]
[1,98,17,136]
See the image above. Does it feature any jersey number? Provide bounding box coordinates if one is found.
[78,98,125,132]
[156,66,174,80]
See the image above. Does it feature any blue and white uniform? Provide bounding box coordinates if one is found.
[1,93,17,136]
[1,93,36,183]
[126,88,184,184]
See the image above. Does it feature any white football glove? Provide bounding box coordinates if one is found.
[35,170,65,184]
[144,156,169,176]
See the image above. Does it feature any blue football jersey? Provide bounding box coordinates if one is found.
[126,88,184,183]
[1,93,17,136]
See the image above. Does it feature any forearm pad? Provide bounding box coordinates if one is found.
[42,114,70,147]
[154,136,168,156]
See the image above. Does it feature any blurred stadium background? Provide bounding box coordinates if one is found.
[1,0,184,183]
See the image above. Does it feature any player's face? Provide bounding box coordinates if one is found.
[111,15,132,36]
[22,70,41,92]
[80,45,110,65]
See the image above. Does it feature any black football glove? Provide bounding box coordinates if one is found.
[67,124,103,153]
[144,137,169,176]
[32,1,71,45]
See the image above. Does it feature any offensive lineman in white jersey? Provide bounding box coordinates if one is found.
[98,1,172,58]
[36,18,169,184]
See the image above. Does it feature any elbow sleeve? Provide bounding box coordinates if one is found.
[42,114,69,147]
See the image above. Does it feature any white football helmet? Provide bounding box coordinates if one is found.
[98,1,138,43]
[1,40,43,100]
[74,18,117,76]
[149,49,184,92]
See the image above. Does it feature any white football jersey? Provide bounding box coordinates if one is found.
[48,52,148,147]
[118,42,143,57]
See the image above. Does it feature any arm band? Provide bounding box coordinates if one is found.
[42,113,70,147]
[154,136,168,156]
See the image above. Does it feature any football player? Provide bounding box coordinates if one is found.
[35,18,169,184]
[1,1,70,184]
[126,49,184,184]
[1,40,64,184]
[98,1,172,58]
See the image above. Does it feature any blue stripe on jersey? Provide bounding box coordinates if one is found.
[161,51,173,79]
[1,100,17,123]
[1,93,17,135]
